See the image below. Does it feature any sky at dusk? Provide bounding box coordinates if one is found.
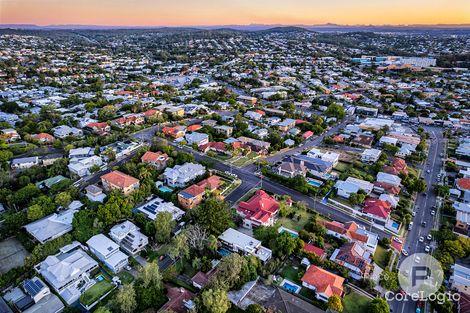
[1,0,469,26]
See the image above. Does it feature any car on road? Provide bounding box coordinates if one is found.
[419,236,425,242]
[426,169,431,173]
[431,210,436,216]
[415,256,421,263]
[422,221,427,227]
[393,237,403,244]
[425,246,431,253]
[423,192,428,196]
[408,222,413,230]
[401,249,409,256]
[427,234,432,241]
[412,211,416,217]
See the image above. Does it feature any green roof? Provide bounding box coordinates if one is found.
[35,175,67,188]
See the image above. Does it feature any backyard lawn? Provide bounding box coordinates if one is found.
[280,264,304,284]
[117,271,134,285]
[373,245,390,269]
[334,162,350,172]
[343,291,372,313]
[276,211,313,232]
[80,280,115,306]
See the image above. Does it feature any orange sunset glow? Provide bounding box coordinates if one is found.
[1,0,469,26]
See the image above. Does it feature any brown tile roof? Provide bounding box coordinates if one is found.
[101,170,139,189]
[301,265,344,298]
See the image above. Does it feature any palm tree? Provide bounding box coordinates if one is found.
[139,167,152,180]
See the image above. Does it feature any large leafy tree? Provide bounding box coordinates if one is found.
[327,295,344,312]
[97,191,133,226]
[191,196,234,235]
[167,233,190,260]
[116,284,137,313]
[199,289,230,313]
[154,211,175,243]
[368,298,390,313]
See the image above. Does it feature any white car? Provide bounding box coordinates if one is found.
[425,246,431,253]
[426,170,431,173]
[419,236,425,243]
[414,256,421,263]
[393,237,403,244]
[412,211,416,217]
[402,249,409,256]
[427,234,432,241]
[431,210,436,216]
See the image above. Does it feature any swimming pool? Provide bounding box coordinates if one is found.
[219,248,232,257]
[280,279,301,294]
[96,275,104,282]
[278,226,299,238]
[308,180,323,187]
[159,186,173,193]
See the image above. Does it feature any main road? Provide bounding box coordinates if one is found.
[390,126,445,313]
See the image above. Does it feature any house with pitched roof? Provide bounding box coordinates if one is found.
[163,163,205,188]
[237,190,280,229]
[334,177,374,199]
[362,198,392,224]
[178,175,222,209]
[330,242,372,280]
[141,151,168,170]
[383,158,408,176]
[101,170,140,195]
[301,265,344,301]
[87,234,128,273]
[109,221,148,256]
[24,209,77,244]
[31,133,55,143]
[323,220,378,253]
[35,242,98,304]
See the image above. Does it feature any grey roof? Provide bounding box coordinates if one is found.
[23,294,64,313]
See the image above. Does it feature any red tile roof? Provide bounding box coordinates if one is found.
[237,190,279,224]
[160,287,194,313]
[363,198,391,219]
[32,133,55,141]
[333,242,371,274]
[141,151,168,163]
[101,170,139,189]
[457,178,470,191]
[304,243,325,258]
[187,124,202,132]
[374,181,401,195]
[303,131,314,139]
[301,265,344,298]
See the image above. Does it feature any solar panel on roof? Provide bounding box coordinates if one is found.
[34,280,44,289]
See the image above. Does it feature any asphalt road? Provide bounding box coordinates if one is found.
[390,126,445,313]
[130,123,391,239]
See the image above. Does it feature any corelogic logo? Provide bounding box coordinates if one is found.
[397,253,444,300]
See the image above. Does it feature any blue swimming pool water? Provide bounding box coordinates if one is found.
[96,275,104,282]
[392,222,400,229]
[308,180,323,187]
[280,280,301,293]
[219,248,231,257]
[159,186,173,193]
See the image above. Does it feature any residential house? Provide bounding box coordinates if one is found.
[362,198,391,224]
[112,115,144,128]
[334,177,374,199]
[109,221,148,255]
[450,263,470,295]
[237,190,280,229]
[237,136,270,153]
[218,228,272,263]
[101,170,140,195]
[160,287,195,313]
[277,161,307,178]
[85,122,110,135]
[278,119,296,132]
[373,181,401,195]
[141,151,169,170]
[35,242,98,304]
[330,242,372,280]
[52,125,83,138]
[87,234,128,273]
[323,220,378,254]
[134,197,185,221]
[352,134,374,148]
[11,157,39,169]
[1,128,20,142]
[68,147,94,162]
[24,209,77,244]
[301,265,344,301]
[68,155,103,177]
[307,148,340,167]
[178,175,222,209]
[383,158,408,176]
[361,149,382,164]
[199,142,230,155]
[376,172,401,187]
[244,111,263,120]
[162,126,186,139]
[185,132,209,146]
[214,125,233,137]
[291,155,333,178]
[31,133,55,143]
[163,163,205,188]
[85,185,106,203]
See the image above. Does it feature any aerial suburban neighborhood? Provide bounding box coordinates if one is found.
[0,13,469,313]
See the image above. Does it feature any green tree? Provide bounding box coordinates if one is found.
[325,103,345,119]
[199,289,230,313]
[139,262,162,290]
[192,197,234,235]
[245,304,265,313]
[154,211,175,243]
[116,284,137,313]
[0,150,13,163]
[72,209,102,242]
[206,234,218,252]
[379,271,399,292]
[327,295,344,312]
[167,233,190,260]
[97,191,133,226]
[55,191,72,208]
[27,204,44,221]
[93,307,111,313]
[368,298,390,313]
